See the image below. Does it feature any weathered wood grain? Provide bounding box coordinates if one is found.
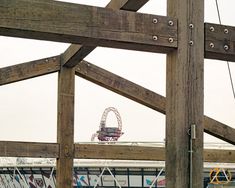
[205,23,235,62]
[0,0,177,57]
[62,0,150,67]
[74,144,165,161]
[75,60,166,114]
[0,141,58,158]
[107,0,149,11]
[57,65,75,188]
[204,116,235,145]
[168,0,205,187]
[0,56,60,86]
[74,144,235,163]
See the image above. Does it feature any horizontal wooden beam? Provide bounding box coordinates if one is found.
[75,61,235,144]
[205,23,235,62]
[0,141,233,163]
[0,141,59,158]
[74,144,235,163]
[62,0,149,67]
[74,144,164,161]
[0,56,60,86]
[0,0,177,55]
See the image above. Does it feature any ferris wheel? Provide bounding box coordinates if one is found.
[91,107,123,141]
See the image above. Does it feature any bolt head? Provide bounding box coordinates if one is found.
[189,41,194,46]
[209,43,215,48]
[168,20,174,26]
[153,35,158,41]
[189,24,194,29]
[224,45,229,51]
[224,28,229,34]
[168,38,174,43]
[153,18,158,24]
[210,26,215,32]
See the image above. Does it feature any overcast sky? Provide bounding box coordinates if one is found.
[0,0,234,144]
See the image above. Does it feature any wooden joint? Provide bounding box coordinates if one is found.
[205,23,235,62]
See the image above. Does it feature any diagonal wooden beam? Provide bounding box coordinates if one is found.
[75,61,235,145]
[76,60,165,114]
[204,116,235,145]
[0,0,177,57]
[0,56,60,86]
[0,141,58,158]
[107,0,149,11]
[62,0,150,67]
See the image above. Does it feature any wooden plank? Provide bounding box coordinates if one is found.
[74,144,165,161]
[0,56,60,86]
[75,60,235,145]
[204,116,235,145]
[0,141,233,163]
[106,0,149,11]
[75,60,166,114]
[0,0,177,56]
[166,0,204,187]
[0,141,58,158]
[205,23,235,62]
[74,144,235,163]
[57,65,75,188]
[62,0,149,67]
[204,148,235,163]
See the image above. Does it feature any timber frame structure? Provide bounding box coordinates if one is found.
[0,0,235,187]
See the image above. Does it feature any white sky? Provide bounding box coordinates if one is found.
[0,0,234,144]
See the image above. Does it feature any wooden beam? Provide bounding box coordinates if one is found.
[0,56,60,86]
[74,144,165,161]
[75,60,235,145]
[205,23,235,62]
[204,116,235,145]
[0,141,58,158]
[166,0,204,187]
[75,60,166,114]
[170,4,204,185]
[74,144,235,163]
[107,0,149,11]
[62,0,149,67]
[0,0,177,56]
[57,65,75,188]
[0,141,233,163]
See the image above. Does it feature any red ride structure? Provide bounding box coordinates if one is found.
[91,107,123,142]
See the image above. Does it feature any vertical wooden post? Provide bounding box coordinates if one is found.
[57,63,75,188]
[166,0,204,187]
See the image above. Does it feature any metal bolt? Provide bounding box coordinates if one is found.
[224,45,229,51]
[153,18,158,24]
[153,35,158,41]
[189,41,194,46]
[168,38,174,43]
[224,28,229,34]
[209,43,215,48]
[210,26,215,32]
[189,24,194,29]
[168,20,174,26]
